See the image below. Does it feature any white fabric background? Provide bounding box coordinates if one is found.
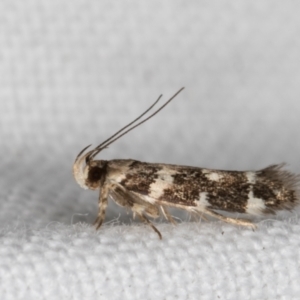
[1,1,300,299]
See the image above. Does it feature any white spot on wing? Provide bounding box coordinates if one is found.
[149,167,177,199]
[246,172,256,184]
[246,190,266,214]
[107,161,132,183]
[111,173,128,183]
[205,172,223,181]
[245,172,264,215]
[196,192,210,209]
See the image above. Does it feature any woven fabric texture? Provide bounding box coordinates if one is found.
[1,1,300,299]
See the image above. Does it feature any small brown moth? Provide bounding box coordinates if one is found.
[73,88,300,238]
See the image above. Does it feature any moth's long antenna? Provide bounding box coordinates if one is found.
[90,87,184,159]
[94,94,163,151]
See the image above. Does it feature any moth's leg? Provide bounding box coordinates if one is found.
[110,184,163,237]
[190,210,209,222]
[137,213,162,239]
[206,209,256,229]
[93,185,109,230]
[160,205,176,225]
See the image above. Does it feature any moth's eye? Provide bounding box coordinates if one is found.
[88,166,103,182]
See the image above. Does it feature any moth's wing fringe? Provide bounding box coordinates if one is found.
[259,163,300,189]
[258,163,300,211]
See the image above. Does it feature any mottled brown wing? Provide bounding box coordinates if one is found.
[116,160,250,213]
[116,161,300,215]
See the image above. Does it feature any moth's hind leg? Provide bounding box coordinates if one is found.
[160,205,176,225]
[205,209,256,229]
[137,213,162,239]
[132,204,162,239]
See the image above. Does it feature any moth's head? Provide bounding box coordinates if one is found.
[73,145,106,190]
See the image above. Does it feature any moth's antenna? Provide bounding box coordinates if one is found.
[90,87,184,159]
[94,94,163,151]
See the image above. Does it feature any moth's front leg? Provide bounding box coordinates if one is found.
[93,184,109,230]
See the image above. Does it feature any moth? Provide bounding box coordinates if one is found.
[73,88,299,238]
